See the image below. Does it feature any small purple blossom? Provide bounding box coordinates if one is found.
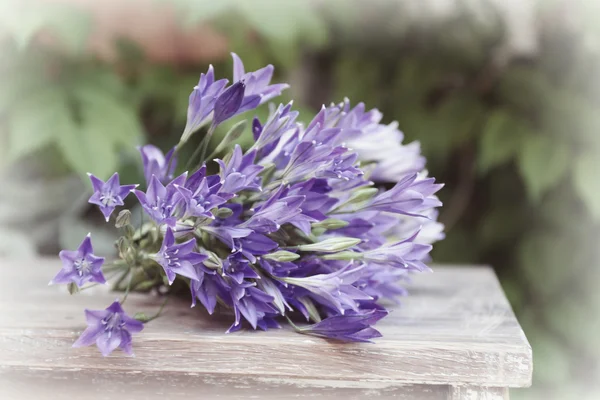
[216,144,264,194]
[284,264,372,314]
[52,234,105,287]
[228,280,277,331]
[361,173,443,216]
[134,174,187,227]
[88,173,137,222]
[231,52,289,114]
[138,145,178,185]
[153,228,208,285]
[213,80,246,127]
[182,65,229,141]
[295,308,388,342]
[73,300,144,356]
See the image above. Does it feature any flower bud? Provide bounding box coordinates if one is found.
[67,282,80,295]
[203,251,223,270]
[134,312,151,323]
[296,237,361,253]
[213,81,245,126]
[115,210,132,228]
[321,251,362,261]
[311,218,349,230]
[347,187,378,204]
[214,207,234,219]
[263,250,300,262]
[116,236,130,259]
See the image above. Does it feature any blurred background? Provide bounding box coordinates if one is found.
[1,0,599,398]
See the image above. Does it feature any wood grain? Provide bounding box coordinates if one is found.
[0,259,531,399]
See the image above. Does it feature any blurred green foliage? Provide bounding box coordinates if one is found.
[1,0,599,398]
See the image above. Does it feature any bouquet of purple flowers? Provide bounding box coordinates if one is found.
[51,54,443,356]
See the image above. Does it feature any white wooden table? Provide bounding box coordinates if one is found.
[0,259,532,399]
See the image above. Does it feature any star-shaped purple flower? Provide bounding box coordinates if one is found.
[138,144,178,185]
[231,52,289,114]
[152,228,208,285]
[51,234,106,287]
[73,300,144,356]
[88,173,137,222]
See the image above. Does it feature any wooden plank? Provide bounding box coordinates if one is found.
[0,258,532,394]
[448,386,509,400]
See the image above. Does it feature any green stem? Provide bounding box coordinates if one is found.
[145,297,169,323]
[120,271,134,305]
[186,125,215,171]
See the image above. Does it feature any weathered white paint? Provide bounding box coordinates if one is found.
[0,259,532,399]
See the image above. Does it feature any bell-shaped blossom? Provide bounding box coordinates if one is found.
[134,174,187,227]
[213,80,246,127]
[138,145,178,185]
[295,308,387,343]
[88,173,137,222]
[228,280,277,330]
[231,52,289,114]
[152,228,208,285]
[216,145,263,194]
[284,264,372,314]
[182,65,228,142]
[73,300,144,356]
[52,234,105,287]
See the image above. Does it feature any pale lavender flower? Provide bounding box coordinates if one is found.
[216,145,263,194]
[361,173,443,216]
[223,253,259,284]
[182,65,228,142]
[284,264,372,314]
[73,300,143,356]
[228,280,277,330]
[152,228,208,285]
[231,52,289,113]
[51,234,105,287]
[88,173,137,222]
[138,145,178,185]
[295,308,387,342]
[134,173,187,227]
[362,230,433,271]
[191,273,229,313]
[253,102,298,150]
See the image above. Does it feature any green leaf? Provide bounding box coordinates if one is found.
[517,135,570,202]
[573,151,600,220]
[45,5,92,54]
[7,88,66,162]
[72,85,143,149]
[57,109,119,180]
[478,110,526,174]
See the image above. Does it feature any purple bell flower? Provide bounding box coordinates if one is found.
[51,234,105,287]
[152,228,208,285]
[182,65,229,142]
[223,252,260,284]
[138,145,178,185]
[284,264,372,314]
[231,52,289,114]
[228,280,277,331]
[216,144,263,194]
[190,273,229,313]
[88,173,137,222]
[72,300,144,356]
[134,173,188,227]
[362,173,443,217]
[213,80,246,127]
[295,308,387,343]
